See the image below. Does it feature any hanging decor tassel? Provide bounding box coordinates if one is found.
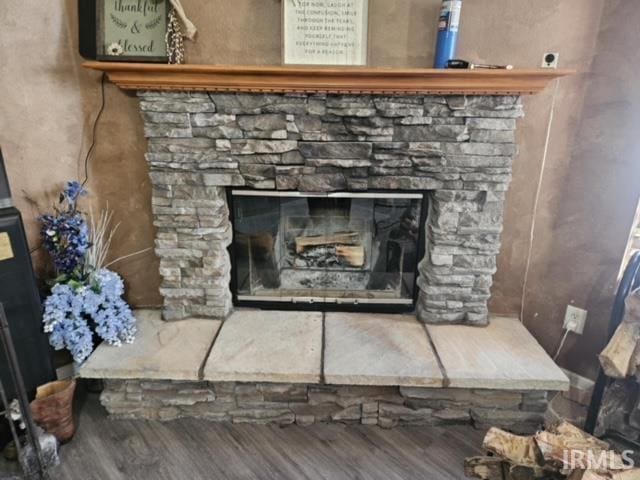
[165,0,197,65]
[166,7,185,64]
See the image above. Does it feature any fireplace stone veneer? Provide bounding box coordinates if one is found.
[101,380,548,433]
[141,92,521,325]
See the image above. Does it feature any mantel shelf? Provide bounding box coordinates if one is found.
[83,62,573,96]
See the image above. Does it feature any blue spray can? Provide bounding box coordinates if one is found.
[433,0,463,68]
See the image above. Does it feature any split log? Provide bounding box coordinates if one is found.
[506,464,560,479]
[612,469,640,479]
[565,471,586,480]
[335,245,365,267]
[464,456,558,480]
[632,345,640,383]
[599,322,640,378]
[464,456,507,479]
[547,421,610,450]
[537,422,626,473]
[295,232,360,254]
[625,290,640,320]
[535,430,606,469]
[482,427,543,468]
[593,379,637,438]
[580,472,612,480]
[599,290,640,378]
[577,469,640,480]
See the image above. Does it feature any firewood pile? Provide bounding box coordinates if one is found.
[593,288,640,441]
[465,422,639,479]
[465,293,640,479]
[598,289,640,380]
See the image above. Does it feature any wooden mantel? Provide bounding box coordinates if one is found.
[83,62,572,95]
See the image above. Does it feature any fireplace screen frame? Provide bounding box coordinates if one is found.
[228,189,428,313]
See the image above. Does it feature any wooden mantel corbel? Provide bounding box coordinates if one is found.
[83,62,573,96]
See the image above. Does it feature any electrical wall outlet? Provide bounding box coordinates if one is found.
[563,305,587,334]
[542,52,559,68]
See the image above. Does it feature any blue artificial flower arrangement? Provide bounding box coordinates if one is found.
[39,181,90,281]
[40,181,137,364]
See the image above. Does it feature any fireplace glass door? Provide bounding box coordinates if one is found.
[230,191,425,310]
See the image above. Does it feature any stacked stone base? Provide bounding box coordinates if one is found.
[102,380,551,434]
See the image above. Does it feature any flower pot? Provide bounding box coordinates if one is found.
[29,379,76,443]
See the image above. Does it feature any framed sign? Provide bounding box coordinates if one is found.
[283,0,369,66]
[79,0,168,62]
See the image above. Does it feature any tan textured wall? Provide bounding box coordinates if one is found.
[517,1,640,378]
[2,0,639,378]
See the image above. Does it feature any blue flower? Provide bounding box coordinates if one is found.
[40,182,136,364]
[43,268,137,364]
[39,182,90,278]
[62,181,87,208]
[39,212,90,277]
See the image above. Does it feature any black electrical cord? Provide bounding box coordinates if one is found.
[82,72,107,187]
[584,250,640,434]
[28,72,106,257]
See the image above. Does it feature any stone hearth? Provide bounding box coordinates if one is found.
[80,310,569,432]
[141,92,522,325]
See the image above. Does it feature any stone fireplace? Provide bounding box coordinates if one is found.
[80,64,570,429]
[141,92,521,325]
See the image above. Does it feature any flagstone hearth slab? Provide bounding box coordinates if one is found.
[427,316,569,391]
[324,313,444,387]
[80,310,221,381]
[204,310,323,383]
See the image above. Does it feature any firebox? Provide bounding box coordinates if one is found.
[229,190,427,311]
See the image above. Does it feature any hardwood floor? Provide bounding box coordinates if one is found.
[49,393,485,480]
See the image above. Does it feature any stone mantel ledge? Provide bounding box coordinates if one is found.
[83,62,572,95]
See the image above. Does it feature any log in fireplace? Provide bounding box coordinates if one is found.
[230,190,426,311]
